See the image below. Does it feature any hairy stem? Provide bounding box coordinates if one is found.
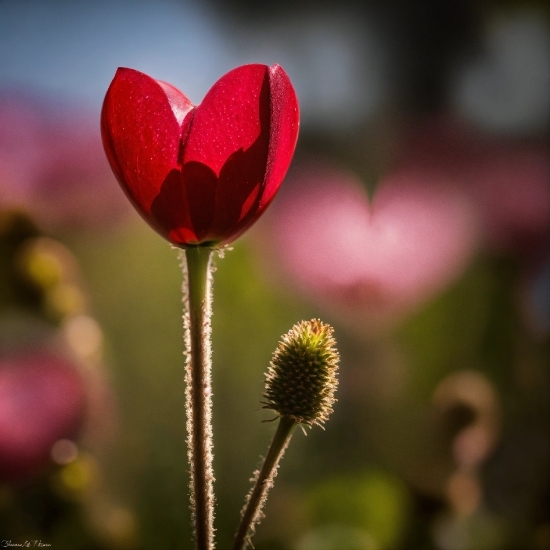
[233,416,297,550]
[183,246,215,550]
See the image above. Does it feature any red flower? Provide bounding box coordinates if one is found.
[101,64,299,247]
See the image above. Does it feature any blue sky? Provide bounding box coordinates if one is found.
[0,0,233,109]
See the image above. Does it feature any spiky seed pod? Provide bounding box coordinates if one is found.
[263,319,339,427]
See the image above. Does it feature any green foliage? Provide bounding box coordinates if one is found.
[305,470,412,549]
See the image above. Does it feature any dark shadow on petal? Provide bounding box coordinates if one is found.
[181,161,218,240]
[150,168,194,240]
[208,71,271,239]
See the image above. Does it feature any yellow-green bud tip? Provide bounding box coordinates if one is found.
[262,319,339,427]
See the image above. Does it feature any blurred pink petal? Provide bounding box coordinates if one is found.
[468,142,550,256]
[0,94,44,202]
[0,351,87,482]
[394,116,550,258]
[0,91,131,230]
[268,163,478,328]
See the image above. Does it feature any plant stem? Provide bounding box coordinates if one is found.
[184,246,215,550]
[233,415,297,550]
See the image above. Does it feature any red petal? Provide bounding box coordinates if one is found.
[182,64,269,174]
[214,64,300,244]
[181,65,271,239]
[101,67,194,237]
[261,64,300,209]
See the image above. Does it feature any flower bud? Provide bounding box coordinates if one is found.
[263,319,339,427]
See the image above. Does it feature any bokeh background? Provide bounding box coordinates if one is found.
[0,1,549,549]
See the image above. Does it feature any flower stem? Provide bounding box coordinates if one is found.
[233,415,297,550]
[184,246,215,550]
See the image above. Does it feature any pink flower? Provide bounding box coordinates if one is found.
[266,163,478,328]
[467,142,549,256]
[0,91,130,230]
[101,65,299,247]
[393,116,550,259]
[0,351,86,482]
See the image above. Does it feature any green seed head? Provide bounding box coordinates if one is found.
[263,319,339,427]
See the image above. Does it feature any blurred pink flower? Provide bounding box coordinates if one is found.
[0,91,130,230]
[468,142,549,257]
[0,350,87,482]
[267,163,478,328]
[393,116,550,259]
